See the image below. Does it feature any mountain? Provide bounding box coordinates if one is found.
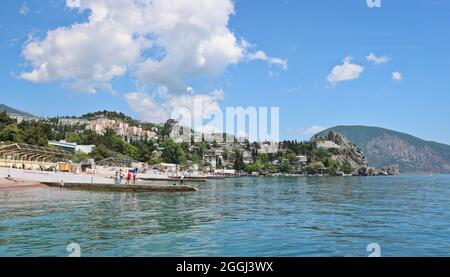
[0,104,34,117]
[316,126,450,173]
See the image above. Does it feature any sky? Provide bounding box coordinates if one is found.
[0,0,449,143]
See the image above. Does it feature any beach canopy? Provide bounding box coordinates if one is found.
[0,143,68,162]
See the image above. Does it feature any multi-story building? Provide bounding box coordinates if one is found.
[8,114,40,124]
[86,118,157,142]
[58,118,90,126]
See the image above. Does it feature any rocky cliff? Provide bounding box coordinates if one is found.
[317,126,450,173]
[314,131,398,176]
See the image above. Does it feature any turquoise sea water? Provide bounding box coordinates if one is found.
[0,175,449,257]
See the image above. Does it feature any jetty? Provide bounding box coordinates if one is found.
[41,182,198,192]
[139,176,208,182]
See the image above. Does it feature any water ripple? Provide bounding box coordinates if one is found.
[0,175,450,256]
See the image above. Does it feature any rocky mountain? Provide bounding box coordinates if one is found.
[313,131,398,176]
[316,126,450,173]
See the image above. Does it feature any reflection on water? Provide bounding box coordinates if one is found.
[1,175,450,256]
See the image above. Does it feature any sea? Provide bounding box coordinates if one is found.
[1,174,449,257]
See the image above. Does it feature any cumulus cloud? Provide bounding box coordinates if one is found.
[124,88,224,126]
[327,56,364,85]
[124,92,169,123]
[366,52,389,65]
[20,0,285,94]
[392,71,402,81]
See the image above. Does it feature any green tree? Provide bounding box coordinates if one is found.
[70,151,90,163]
[0,112,15,132]
[277,161,292,173]
[233,150,245,171]
[340,162,354,174]
[162,140,187,165]
[0,124,22,142]
[245,160,264,173]
[149,150,163,165]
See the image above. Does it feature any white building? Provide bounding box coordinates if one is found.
[8,114,40,124]
[259,142,279,154]
[292,155,308,165]
[58,118,90,126]
[48,140,95,154]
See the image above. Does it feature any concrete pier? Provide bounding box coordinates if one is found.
[41,182,198,192]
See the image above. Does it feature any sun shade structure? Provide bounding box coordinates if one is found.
[0,143,69,162]
[96,157,138,167]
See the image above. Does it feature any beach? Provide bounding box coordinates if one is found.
[0,178,46,190]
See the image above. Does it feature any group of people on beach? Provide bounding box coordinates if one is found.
[114,169,137,185]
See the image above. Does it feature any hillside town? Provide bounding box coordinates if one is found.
[0,105,398,177]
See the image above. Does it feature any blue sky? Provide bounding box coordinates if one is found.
[1,0,449,144]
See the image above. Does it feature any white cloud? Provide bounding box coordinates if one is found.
[392,71,402,81]
[20,3,29,15]
[124,88,224,125]
[20,0,286,94]
[366,52,389,65]
[327,56,364,85]
[124,92,169,123]
[247,50,288,70]
[298,125,326,136]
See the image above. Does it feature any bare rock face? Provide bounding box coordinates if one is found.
[327,131,352,147]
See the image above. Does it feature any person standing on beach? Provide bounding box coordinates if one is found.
[127,171,132,185]
[115,171,119,184]
[132,172,137,185]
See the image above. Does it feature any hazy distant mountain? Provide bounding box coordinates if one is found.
[316,126,450,173]
[0,104,34,117]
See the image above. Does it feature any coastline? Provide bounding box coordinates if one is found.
[0,178,46,190]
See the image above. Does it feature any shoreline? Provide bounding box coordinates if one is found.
[0,179,47,190]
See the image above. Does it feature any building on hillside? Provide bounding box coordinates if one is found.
[8,114,40,123]
[48,140,95,154]
[58,118,90,126]
[259,142,279,154]
[292,155,308,166]
[242,150,254,164]
[86,118,157,142]
[214,169,236,176]
[203,148,224,169]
